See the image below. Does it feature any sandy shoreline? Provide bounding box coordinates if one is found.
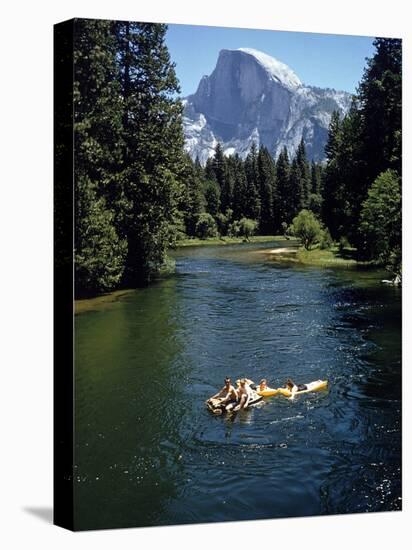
[256,247,298,255]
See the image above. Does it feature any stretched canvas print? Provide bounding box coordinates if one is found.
[54,18,402,531]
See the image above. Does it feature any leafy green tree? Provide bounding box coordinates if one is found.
[319,227,333,250]
[289,209,323,250]
[359,170,401,275]
[307,193,323,217]
[195,213,218,239]
[238,217,258,241]
[215,209,233,237]
[228,219,241,238]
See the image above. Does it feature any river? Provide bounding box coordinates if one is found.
[74,241,402,530]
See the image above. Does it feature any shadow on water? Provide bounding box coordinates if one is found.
[74,278,187,530]
[74,243,401,528]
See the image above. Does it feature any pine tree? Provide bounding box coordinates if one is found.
[203,179,221,217]
[288,158,303,220]
[180,155,205,236]
[357,38,402,183]
[308,161,323,217]
[73,19,127,296]
[244,144,260,220]
[310,161,322,195]
[220,155,235,214]
[204,156,217,182]
[322,111,346,238]
[275,147,291,228]
[257,146,276,234]
[232,154,248,220]
[296,138,311,208]
[324,111,342,160]
[115,22,185,285]
[212,143,226,190]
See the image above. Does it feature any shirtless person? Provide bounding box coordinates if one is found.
[231,378,253,411]
[207,377,238,408]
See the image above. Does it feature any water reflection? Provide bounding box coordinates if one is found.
[75,279,186,530]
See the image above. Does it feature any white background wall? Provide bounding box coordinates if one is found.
[0,0,410,548]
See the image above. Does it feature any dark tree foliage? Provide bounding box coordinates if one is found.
[357,38,402,182]
[308,161,323,216]
[232,155,248,219]
[180,155,205,236]
[220,155,235,214]
[275,147,291,229]
[244,143,261,220]
[73,24,402,295]
[114,22,185,286]
[296,138,311,208]
[73,20,186,295]
[359,170,401,276]
[310,160,322,195]
[203,179,221,217]
[322,37,401,273]
[288,158,303,220]
[257,147,276,234]
[73,19,127,296]
[212,143,226,189]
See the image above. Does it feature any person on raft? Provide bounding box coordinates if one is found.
[285,378,307,397]
[207,377,238,407]
[258,379,268,391]
[228,378,252,411]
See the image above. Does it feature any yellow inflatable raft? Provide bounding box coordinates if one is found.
[257,380,328,398]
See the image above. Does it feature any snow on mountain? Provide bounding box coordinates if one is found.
[182,48,352,164]
[237,48,302,91]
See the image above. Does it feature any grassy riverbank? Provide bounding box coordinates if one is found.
[177,235,287,248]
[297,246,361,267]
[265,244,374,269]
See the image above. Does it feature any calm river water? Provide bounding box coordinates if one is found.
[74,241,401,530]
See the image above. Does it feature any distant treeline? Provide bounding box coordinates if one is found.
[180,140,323,241]
[69,19,401,297]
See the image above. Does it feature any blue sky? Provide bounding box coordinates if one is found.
[165,24,375,96]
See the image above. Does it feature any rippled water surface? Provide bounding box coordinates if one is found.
[74,242,401,530]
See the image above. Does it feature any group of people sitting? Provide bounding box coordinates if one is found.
[207,376,308,412]
[206,377,253,412]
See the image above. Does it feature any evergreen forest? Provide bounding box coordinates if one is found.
[68,20,401,297]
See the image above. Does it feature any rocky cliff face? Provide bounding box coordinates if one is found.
[183,48,352,164]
